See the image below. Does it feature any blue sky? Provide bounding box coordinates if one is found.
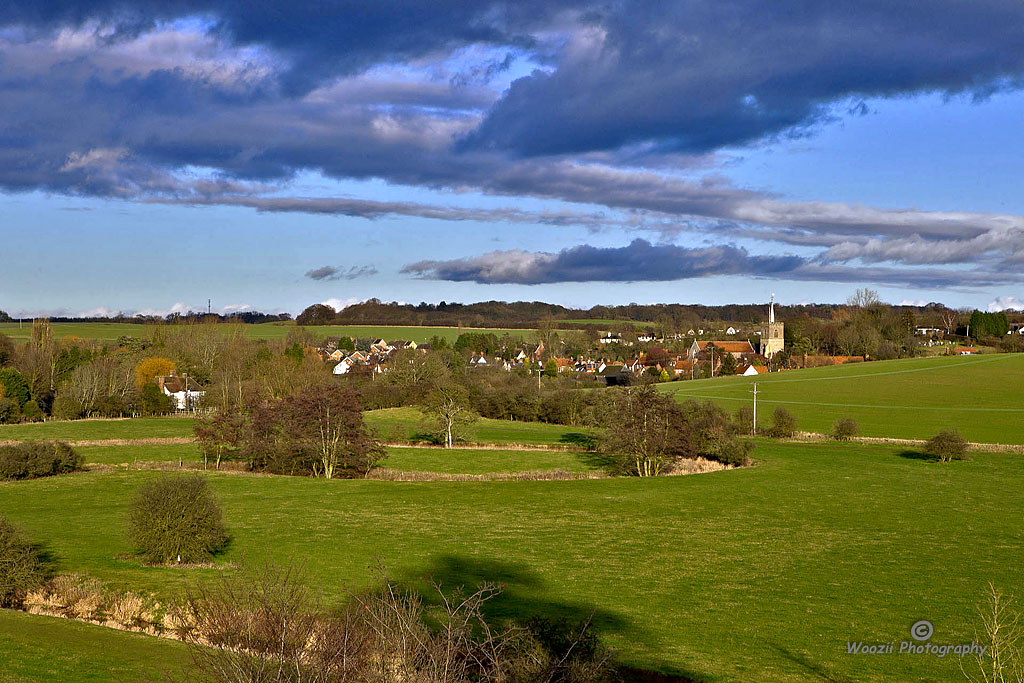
[1,2,1024,317]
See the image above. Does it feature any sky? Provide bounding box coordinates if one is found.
[2,2,1024,318]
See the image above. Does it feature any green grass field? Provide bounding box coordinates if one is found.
[72,442,597,473]
[0,610,189,682]
[0,410,588,449]
[1,439,1021,681]
[76,443,199,465]
[383,446,604,474]
[365,407,595,446]
[0,416,194,442]
[0,322,539,344]
[659,353,1024,444]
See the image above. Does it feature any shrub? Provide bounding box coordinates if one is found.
[925,429,969,462]
[139,382,174,416]
[0,397,18,424]
[0,368,30,409]
[680,399,755,466]
[127,475,227,564]
[733,405,754,435]
[19,401,42,422]
[832,417,859,441]
[51,395,85,420]
[767,407,797,438]
[0,441,83,481]
[180,561,616,683]
[0,518,49,608]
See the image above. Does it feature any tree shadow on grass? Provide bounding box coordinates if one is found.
[766,643,856,683]
[558,432,599,451]
[574,449,619,473]
[897,449,938,462]
[397,554,710,682]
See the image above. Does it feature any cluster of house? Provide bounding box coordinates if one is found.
[317,338,420,375]
[313,333,779,384]
[315,299,788,383]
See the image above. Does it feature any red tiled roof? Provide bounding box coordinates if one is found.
[694,340,755,353]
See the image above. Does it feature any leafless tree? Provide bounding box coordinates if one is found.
[941,308,960,335]
[424,382,477,448]
[962,584,1024,683]
[846,288,881,308]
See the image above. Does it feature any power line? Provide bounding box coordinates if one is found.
[665,392,1024,412]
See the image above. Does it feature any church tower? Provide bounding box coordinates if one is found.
[760,294,784,358]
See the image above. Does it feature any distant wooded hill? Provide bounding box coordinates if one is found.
[300,298,957,329]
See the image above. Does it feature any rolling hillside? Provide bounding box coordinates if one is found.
[659,353,1024,444]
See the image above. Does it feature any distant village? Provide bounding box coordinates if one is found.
[316,300,788,385]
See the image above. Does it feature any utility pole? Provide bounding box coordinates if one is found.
[751,382,758,436]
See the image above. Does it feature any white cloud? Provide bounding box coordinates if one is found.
[988,296,1024,312]
[321,297,363,311]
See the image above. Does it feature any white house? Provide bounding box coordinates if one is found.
[157,376,204,410]
[637,333,656,343]
[725,326,741,335]
[332,357,356,375]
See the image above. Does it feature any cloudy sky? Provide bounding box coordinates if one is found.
[2,1,1024,317]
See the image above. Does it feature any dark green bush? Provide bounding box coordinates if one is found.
[767,407,797,438]
[832,417,859,441]
[51,395,85,421]
[926,429,969,462]
[0,397,18,424]
[0,368,30,409]
[19,401,43,422]
[127,475,227,564]
[0,441,83,481]
[0,518,49,608]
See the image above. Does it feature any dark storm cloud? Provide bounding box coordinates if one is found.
[464,1,1024,155]
[0,1,576,93]
[402,239,805,284]
[305,265,378,281]
[3,2,1024,282]
[402,239,1017,288]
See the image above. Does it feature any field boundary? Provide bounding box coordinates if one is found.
[792,432,1024,453]
[0,437,195,447]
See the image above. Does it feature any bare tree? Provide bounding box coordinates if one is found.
[424,382,477,448]
[601,385,692,476]
[961,584,1023,683]
[941,308,960,336]
[846,288,881,308]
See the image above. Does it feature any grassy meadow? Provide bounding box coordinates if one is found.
[1,354,1022,680]
[0,322,539,345]
[0,610,190,682]
[1,439,1022,681]
[364,407,595,447]
[660,353,1024,444]
[0,409,591,449]
[382,446,605,474]
[0,416,195,442]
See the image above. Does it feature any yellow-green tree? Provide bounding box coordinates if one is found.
[134,357,176,388]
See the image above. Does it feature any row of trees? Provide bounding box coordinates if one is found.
[0,320,344,423]
[195,383,384,478]
[296,296,1022,335]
